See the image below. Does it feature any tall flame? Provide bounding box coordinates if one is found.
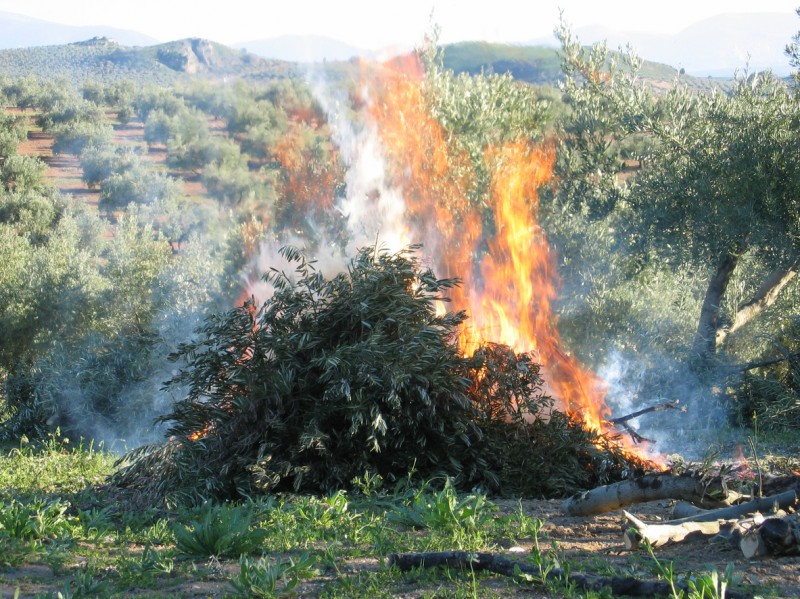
[354,54,655,461]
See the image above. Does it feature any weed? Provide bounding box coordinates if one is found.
[0,498,73,540]
[116,545,176,587]
[228,553,319,597]
[645,542,735,599]
[387,478,496,535]
[172,501,266,558]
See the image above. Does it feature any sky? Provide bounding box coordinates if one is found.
[0,0,797,48]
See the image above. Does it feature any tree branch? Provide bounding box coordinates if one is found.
[388,551,754,599]
[717,259,799,347]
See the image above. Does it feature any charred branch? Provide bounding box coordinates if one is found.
[608,400,682,443]
[608,400,682,426]
[388,551,754,599]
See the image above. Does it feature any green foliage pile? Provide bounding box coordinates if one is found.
[113,246,634,505]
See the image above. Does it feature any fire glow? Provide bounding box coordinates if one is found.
[355,54,659,464]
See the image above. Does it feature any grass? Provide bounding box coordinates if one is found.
[0,433,789,598]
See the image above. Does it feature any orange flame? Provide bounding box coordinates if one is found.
[359,54,661,465]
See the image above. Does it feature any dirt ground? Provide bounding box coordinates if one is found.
[15,114,209,204]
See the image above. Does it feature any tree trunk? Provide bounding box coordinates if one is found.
[691,253,739,370]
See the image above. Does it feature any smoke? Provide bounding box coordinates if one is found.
[598,349,733,459]
[309,69,412,256]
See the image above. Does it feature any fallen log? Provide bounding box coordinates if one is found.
[740,514,800,558]
[623,510,728,549]
[388,551,754,599]
[670,491,751,519]
[563,472,729,516]
[665,490,797,525]
[623,490,797,549]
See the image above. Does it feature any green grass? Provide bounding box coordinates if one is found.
[0,434,784,597]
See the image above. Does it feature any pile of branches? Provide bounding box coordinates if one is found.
[113,246,636,506]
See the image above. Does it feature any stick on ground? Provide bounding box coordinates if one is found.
[388,551,754,599]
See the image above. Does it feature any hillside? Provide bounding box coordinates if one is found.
[440,42,735,92]
[0,37,298,86]
[0,35,739,93]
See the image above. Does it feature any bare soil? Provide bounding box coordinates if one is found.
[15,115,211,205]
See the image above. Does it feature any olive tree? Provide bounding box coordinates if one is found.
[554,22,800,393]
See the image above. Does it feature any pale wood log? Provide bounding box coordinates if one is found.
[665,490,796,525]
[623,510,727,548]
[670,490,751,519]
[623,491,797,549]
[563,472,728,516]
[388,551,754,598]
[670,500,706,519]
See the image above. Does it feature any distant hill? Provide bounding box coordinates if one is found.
[0,37,298,86]
[439,42,734,92]
[441,43,563,84]
[0,10,157,49]
[237,35,371,63]
[544,12,796,77]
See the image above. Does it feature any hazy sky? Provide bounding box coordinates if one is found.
[0,0,797,47]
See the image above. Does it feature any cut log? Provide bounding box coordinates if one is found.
[623,490,797,549]
[665,490,797,525]
[623,510,727,549]
[670,490,752,519]
[670,501,706,519]
[740,514,800,558]
[388,551,754,598]
[563,472,729,516]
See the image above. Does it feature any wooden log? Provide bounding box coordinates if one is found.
[665,490,797,525]
[623,510,727,549]
[563,472,729,516]
[388,551,754,599]
[670,501,706,519]
[623,490,797,549]
[740,514,800,558]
